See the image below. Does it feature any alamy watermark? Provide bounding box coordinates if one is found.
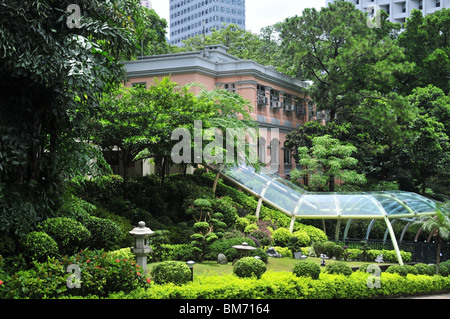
[171,120,280,172]
[66,4,81,29]
[367,5,382,29]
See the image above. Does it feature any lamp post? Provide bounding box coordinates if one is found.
[129,221,154,274]
[186,260,195,281]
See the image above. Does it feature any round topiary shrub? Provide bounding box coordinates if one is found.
[272,228,292,247]
[150,261,192,285]
[292,230,311,247]
[325,261,353,276]
[293,260,321,279]
[233,257,267,279]
[21,231,59,262]
[414,263,434,276]
[83,216,123,251]
[38,217,91,255]
[386,264,409,276]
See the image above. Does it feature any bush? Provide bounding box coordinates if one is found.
[292,230,311,247]
[233,257,267,279]
[207,237,256,261]
[414,263,435,276]
[109,271,450,300]
[150,261,192,285]
[235,217,249,232]
[436,264,450,276]
[325,261,353,276]
[272,228,292,247]
[295,224,327,243]
[62,249,150,297]
[1,258,68,299]
[21,231,59,262]
[386,265,409,276]
[83,216,123,251]
[293,260,321,279]
[38,217,91,255]
[313,241,343,259]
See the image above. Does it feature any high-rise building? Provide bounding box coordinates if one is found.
[169,0,246,46]
[140,0,152,9]
[327,0,448,24]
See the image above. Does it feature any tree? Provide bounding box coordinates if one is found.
[404,115,450,195]
[292,135,366,192]
[278,2,410,121]
[90,77,206,189]
[177,23,282,68]
[133,6,171,57]
[0,0,138,236]
[187,199,225,262]
[398,9,450,95]
[414,203,450,274]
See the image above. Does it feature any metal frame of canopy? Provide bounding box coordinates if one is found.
[205,164,441,265]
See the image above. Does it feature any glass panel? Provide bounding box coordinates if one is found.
[219,165,439,219]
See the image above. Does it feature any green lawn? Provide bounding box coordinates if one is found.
[149,257,388,278]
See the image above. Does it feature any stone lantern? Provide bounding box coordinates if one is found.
[129,221,154,274]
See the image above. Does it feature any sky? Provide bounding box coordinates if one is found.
[151,0,327,36]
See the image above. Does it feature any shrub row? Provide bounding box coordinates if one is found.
[109,271,450,299]
[313,241,412,263]
[0,249,150,299]
[21,216,123,262]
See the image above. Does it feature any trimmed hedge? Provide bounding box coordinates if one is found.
[233,257,267,279]
[109,271,450,299]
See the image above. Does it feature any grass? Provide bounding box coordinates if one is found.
[149,257,391,278]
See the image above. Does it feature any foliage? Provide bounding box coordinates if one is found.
[397,9,450,95]
[187,198,224,262]
[272,228,292,247]
[62,249,150,297]
[207,237,256,262]
[386,265,410,277]
[83,216,123,251]
[414,263,435,276]
[279,1,409,121]
[0,0,140,237]
[109,271,450,299]
[21,231,59,263]
[37,217,91,256]
[414,208,450,274]
[150,261,192,286]
[293,260,321,279]
[178,23,284,69]
[233,257,267,279]
[325,261,353,276]
[293,135,366,191]
[0,257,68,299]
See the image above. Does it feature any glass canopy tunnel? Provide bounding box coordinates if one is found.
[206,164,444,265]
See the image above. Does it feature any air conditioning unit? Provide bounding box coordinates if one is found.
[257,96,268,106]
[271,101,282,109]
[285,104,295,112]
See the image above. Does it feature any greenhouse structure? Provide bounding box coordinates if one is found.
[207,164,446,265]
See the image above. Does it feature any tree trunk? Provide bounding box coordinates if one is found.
[212,171,221,195]
[421,174,427,195]
[329,174,335,192]
[436,238,442,275]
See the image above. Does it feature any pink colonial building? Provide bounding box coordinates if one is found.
[122,45,321,177]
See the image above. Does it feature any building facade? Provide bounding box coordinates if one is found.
[169,0,246,46]
[122,45,322,178]
[140,0,152,9]
[327,0,449,24]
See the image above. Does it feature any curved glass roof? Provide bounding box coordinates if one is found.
[219,165,441,220]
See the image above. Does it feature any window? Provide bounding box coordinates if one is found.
[283,142,292,165]
[223,83,236,93]
[258,137,266,164]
